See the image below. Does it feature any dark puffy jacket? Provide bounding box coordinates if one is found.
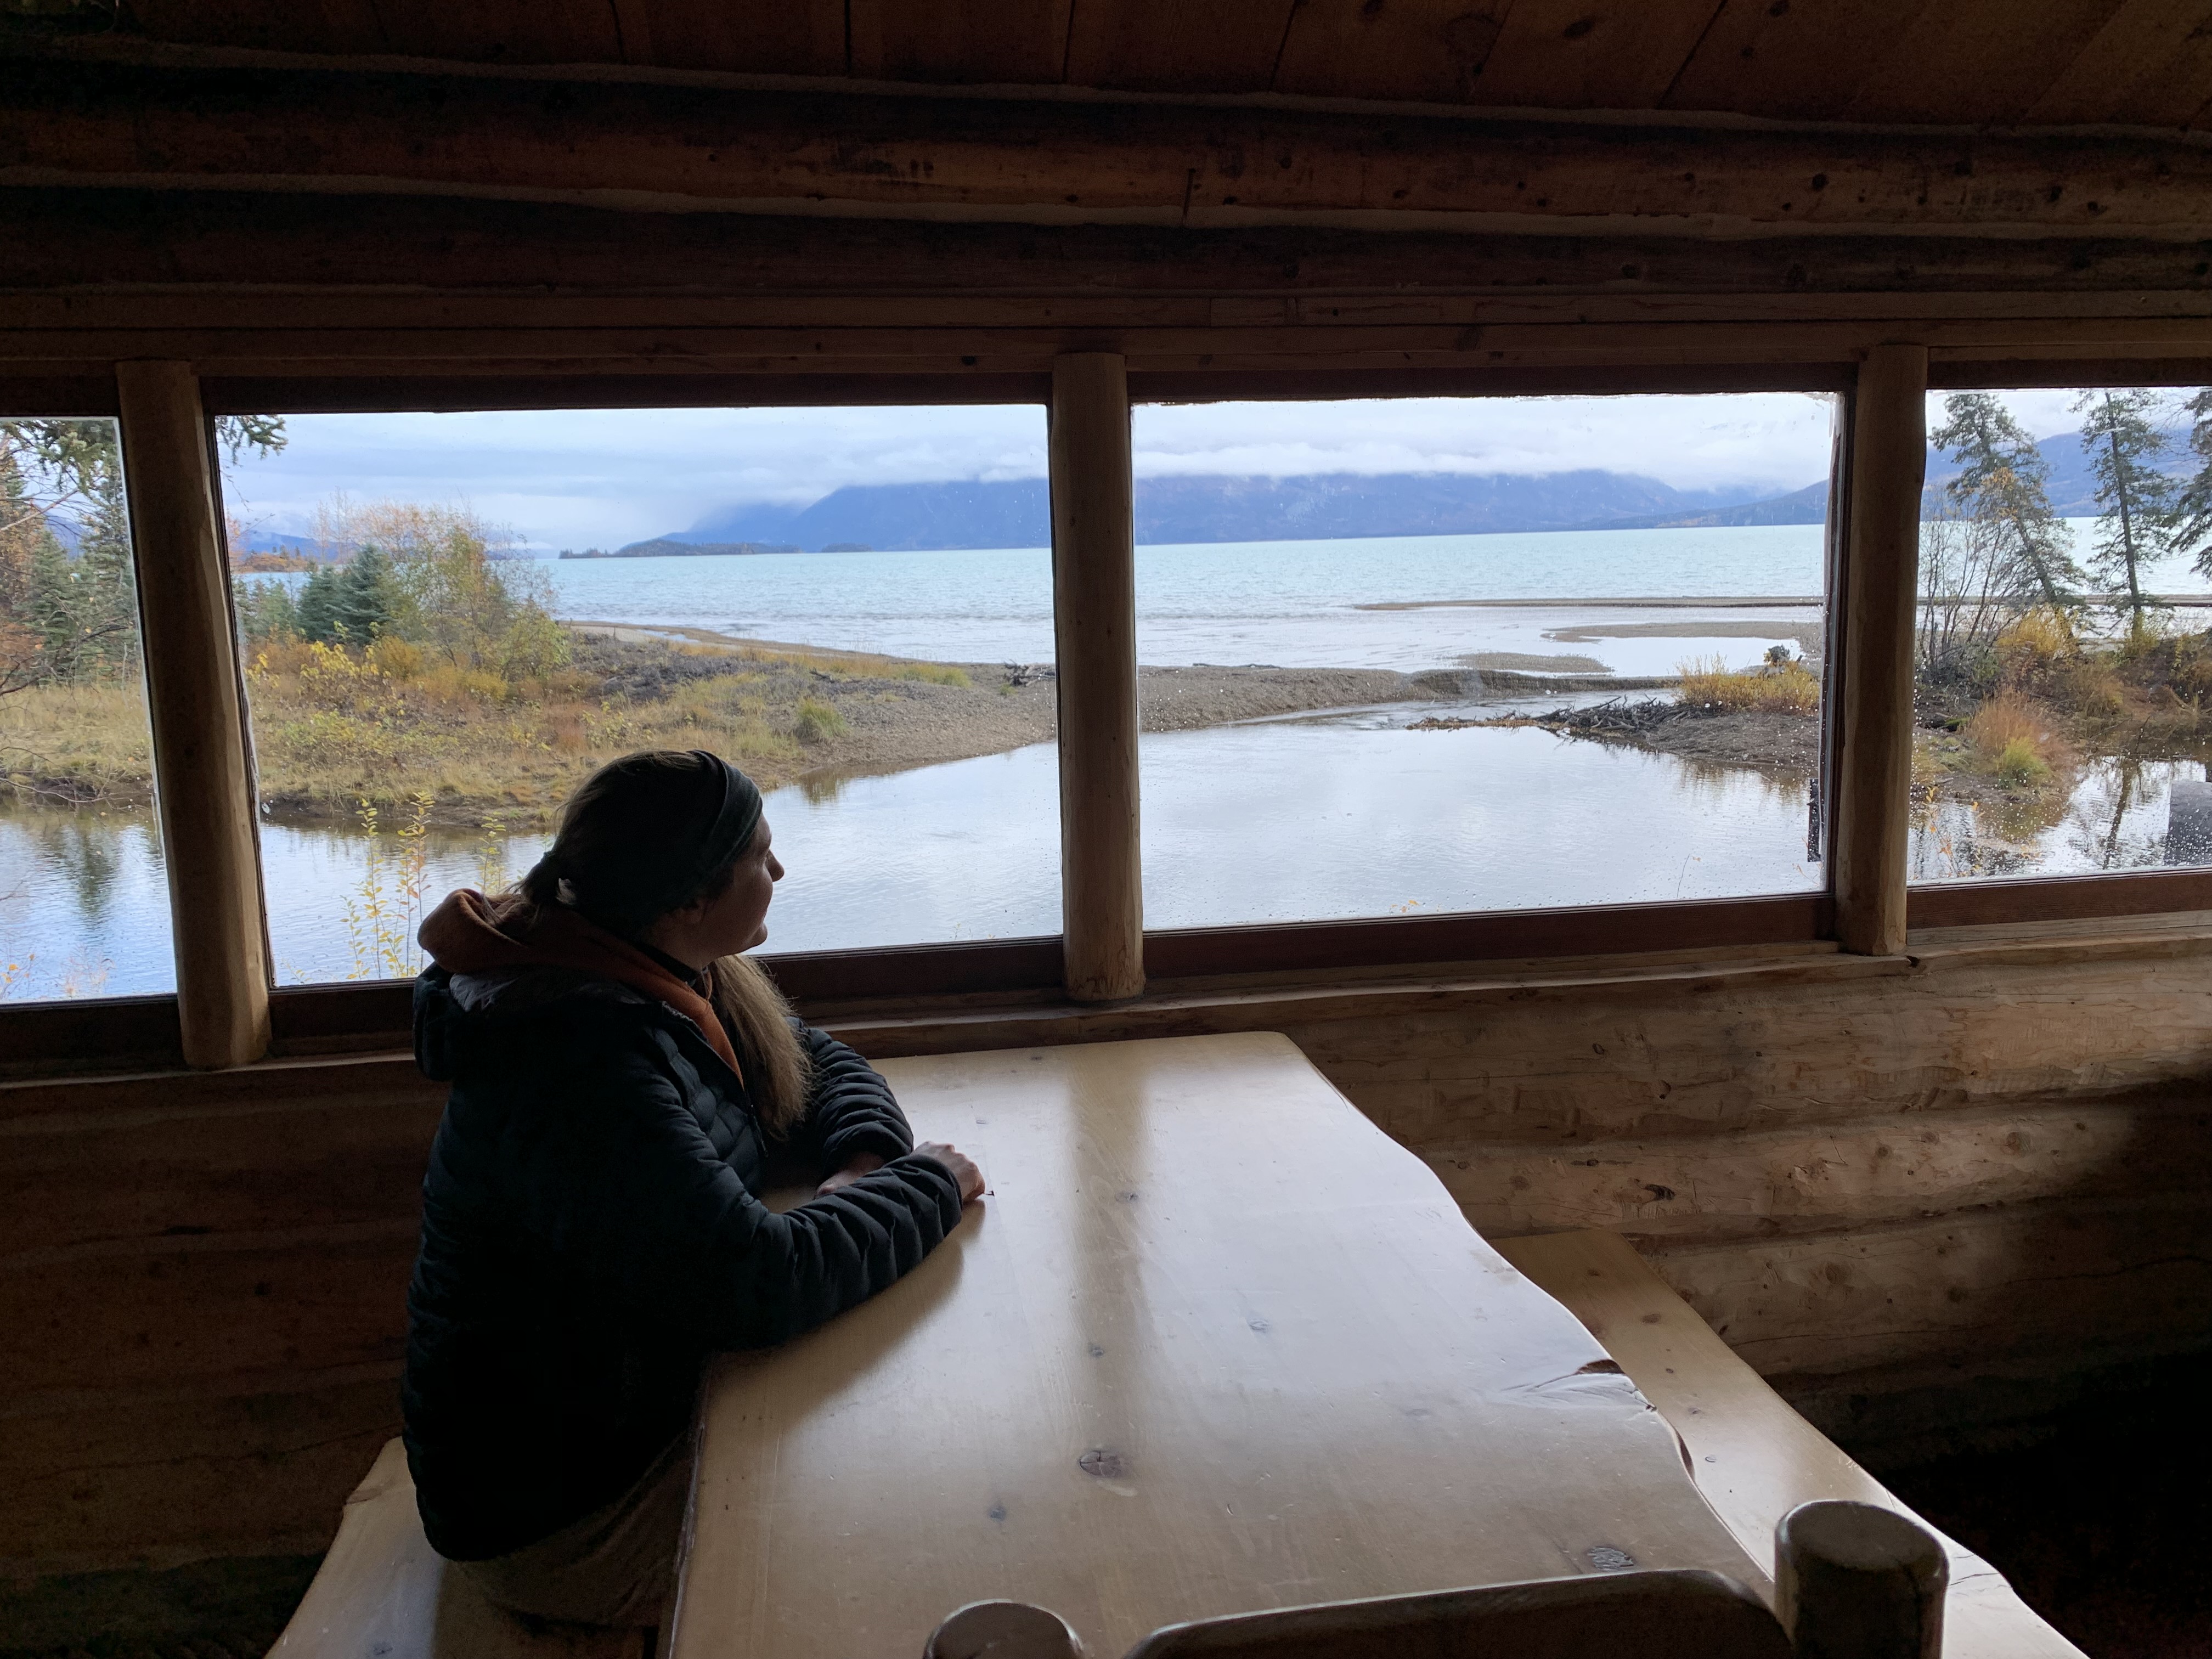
[403,963,963,1561]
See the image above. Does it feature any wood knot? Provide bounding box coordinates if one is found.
[1079,1447,1130,1480]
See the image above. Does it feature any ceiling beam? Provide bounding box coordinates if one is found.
[5,54,2211,241]
[4,188,2209,301]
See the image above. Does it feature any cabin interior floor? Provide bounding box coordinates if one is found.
[1869,1352,2211,1659]
[1,1358,2203,1658]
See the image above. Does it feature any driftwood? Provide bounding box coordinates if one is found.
[1410,696,1708,740]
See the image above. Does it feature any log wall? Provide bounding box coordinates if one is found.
[3,915,2206,1579]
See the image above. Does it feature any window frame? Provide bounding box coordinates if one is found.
[4,350,2209,1071]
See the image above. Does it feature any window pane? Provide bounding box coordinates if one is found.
[1910,386,2212,885]
[0,416,175,1001]
[1130,394,1838,928]
[221,406,1057,983]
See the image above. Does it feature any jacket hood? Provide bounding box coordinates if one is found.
[413,888,739,1075]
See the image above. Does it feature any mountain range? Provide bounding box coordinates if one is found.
[665,470,1750,554]
[631,426,2192,555]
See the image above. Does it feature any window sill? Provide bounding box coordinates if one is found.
[4,884,2207,1082]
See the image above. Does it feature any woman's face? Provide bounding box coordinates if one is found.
[703,819,783,955]
[650,817,783,967]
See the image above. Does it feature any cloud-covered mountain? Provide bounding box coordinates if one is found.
[657,470,1756,553]
[611,422,2204,555]
[1590,426,2195,531]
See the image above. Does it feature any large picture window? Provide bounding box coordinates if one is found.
[219,404,1058,983]
[1128,394,1839,929]
[0,415,175,1002]
[1909,385,2212,885]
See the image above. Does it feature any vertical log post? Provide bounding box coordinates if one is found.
[1049,353,1144,1002]
[1775,1499,1947,1659]
[116,361,271,1067]
[1833,343,1928,956]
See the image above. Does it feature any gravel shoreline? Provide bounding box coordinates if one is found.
[1415,701,1822,771]
[571,624,1481,782]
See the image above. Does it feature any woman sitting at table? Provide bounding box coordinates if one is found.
[403,748,984,1630]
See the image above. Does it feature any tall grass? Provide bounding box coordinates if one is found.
[1963,691,2066,786]
[1675,656,1821,715]
[792,696,849,745]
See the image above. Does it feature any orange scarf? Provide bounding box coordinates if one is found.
[417,888,739,1074]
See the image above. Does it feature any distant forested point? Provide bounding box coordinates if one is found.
[578,538,803,559]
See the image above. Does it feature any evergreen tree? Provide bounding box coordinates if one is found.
[1931,392,2083,609]
[2169,386,2212,578]
[0,414,285,690]
[295,548,396,645]
[332,546,396,642]
[295,563,343,644]
[0,448,52,696]
[20,445,138,683]
[2074,387,2180,639]
[66,452,142,679]
[233,577,301,643]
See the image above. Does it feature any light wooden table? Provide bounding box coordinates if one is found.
[669,1032,1763,1659]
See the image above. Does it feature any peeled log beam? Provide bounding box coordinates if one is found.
[1833,344,1928,957]
[0,1373,398,1576]
[1051,353,1145,1002]
[6,56,2212,239]
[7,189,2212,301]
[1643,1196,2212,1381]
[1432,1097,2212,1244]
[116,362,272,1068]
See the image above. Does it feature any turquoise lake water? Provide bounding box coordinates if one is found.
[7,523,2209,999]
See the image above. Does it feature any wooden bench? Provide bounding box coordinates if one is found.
[267,1438,648,1659]
[1494,1229,2087,1659]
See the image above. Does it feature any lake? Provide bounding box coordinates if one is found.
[4,698,2202,999]
[544,523,1847,669]
[7,523,2209,1000]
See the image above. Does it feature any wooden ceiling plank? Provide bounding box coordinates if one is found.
[126,0,388,55]
[1662,0,1933,122]
[365,0,623,64]
[1465,0,1729,110]
[12,58,2212,239]
[1840,0,2135,125]
[1062,0,1301,93]
[2024,0,2212,125]
[1273,0,1519,103]
[847,0,1071,84]
[623,0,847,75]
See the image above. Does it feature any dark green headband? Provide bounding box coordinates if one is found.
[687,749,764,895]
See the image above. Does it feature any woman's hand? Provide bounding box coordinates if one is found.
[815,1152,885,1198]
[911,1141,986,1203]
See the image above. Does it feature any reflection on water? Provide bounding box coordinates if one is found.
[12,714,2205,1002]
[0,808,171,1000]
[1144,714,1819,925]
[1910,757,2209,884]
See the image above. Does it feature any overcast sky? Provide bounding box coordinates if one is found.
[219,387,2098,554]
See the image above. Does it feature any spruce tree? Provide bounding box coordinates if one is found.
[333,545,396,642]
[0,448,49,694]
[295,549,396,645]
[29,531,85,676]
[233,577,300,642]
[1931,392,2083,609]
[296,564,343,643]
[2169,386,2212,578]
[69,445,142,679]
[2074,387,2180,640]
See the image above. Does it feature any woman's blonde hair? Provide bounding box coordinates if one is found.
[514,750,810,1135]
